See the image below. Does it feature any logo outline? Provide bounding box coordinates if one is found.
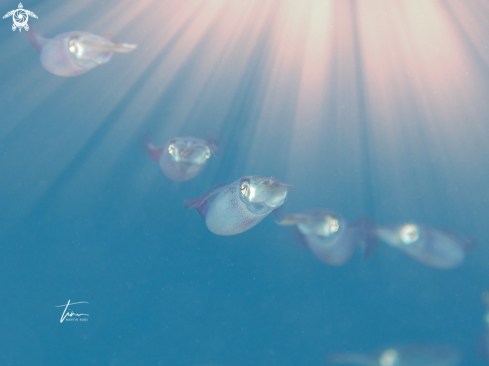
[3,3,37,32]
[55,300,89,323]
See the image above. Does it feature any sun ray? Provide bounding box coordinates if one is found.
[1,0,489,230]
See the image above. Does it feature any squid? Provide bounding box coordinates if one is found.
[327,344,461,366]
[376,223,474,269]
[142,133,220,182]
[279,210,375,265]
[184,176,293,236]
[27,30,136,77]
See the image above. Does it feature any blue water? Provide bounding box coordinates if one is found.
[1,1,489,365]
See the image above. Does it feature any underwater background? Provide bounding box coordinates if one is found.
[1,0,489,365]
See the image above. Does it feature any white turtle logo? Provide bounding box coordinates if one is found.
[3,3,37,32]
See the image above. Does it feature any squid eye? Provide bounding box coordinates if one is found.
[323,216,340,236]
[205,148,211,159]
[329,219,339,233]
[399,224,419,245]
[68,40,77,54]
[240,181,249,195]
[168,144,175,156]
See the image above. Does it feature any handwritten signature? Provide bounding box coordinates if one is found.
[55,300,89,323]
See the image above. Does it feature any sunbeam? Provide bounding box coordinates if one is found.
[1,0,489,231]
[1,1,489,364]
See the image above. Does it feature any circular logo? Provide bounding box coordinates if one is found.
[12,9,28,28]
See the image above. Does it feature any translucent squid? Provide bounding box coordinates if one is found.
[279,210,376,265]
[327,344,461,366]
[27,30,136,77]
[376,223,474,269]
[142,133,220,182]
[184,176,293,236]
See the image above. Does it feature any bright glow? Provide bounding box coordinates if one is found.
[379,348,399,366]
[1,0,488,223]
